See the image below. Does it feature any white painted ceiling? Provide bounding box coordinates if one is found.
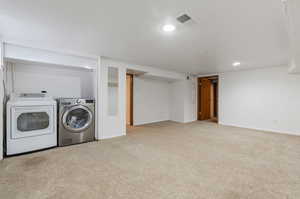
[0,0,289,74]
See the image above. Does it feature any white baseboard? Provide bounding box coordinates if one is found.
[219,122,300,136]
[99,132,126,140]
[134,119,170,126]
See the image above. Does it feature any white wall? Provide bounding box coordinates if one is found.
[133,77,170,125]
[170,80,185,122]
[219,66,300,135]
[5,62,95,99]
[132,76,197,125]
[170,77,197,123]
[184,77,197,123]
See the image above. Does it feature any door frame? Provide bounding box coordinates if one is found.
[126,74,134,126]
[197,75,219,121]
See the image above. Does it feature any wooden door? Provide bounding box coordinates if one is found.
[199,78,212,120]
[213,81,218,118]
[126,74,133,126]
[197,78,201,120]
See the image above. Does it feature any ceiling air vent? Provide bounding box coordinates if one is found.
[177,14,191,23]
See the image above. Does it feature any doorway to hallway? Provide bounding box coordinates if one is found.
[126,74,133,127]
[197,76,218,122]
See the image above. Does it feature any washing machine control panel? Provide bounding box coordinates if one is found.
[76,99,94,104]
[61,102,72,105]
[59,98,94,105]
[77,99,85,104]
[85,100,94,104]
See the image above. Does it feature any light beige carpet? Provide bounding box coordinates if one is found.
[1,121,300,199]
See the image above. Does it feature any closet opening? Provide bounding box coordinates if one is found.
[126,74,134,127]
[197,76,219,123]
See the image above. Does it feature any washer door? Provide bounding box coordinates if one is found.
[62,105,93,133]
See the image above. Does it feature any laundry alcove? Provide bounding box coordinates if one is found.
[3,43,98,99]
[1,43,100,143]
[4,62,95,99]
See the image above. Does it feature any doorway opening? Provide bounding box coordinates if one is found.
[126,74,134,127]
[197,76,219,123]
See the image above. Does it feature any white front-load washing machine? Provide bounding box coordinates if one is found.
[6,94,57,155]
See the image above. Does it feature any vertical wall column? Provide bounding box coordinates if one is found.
[284,0,300,73]
[0,41,4,160]
[98,58,126,139]
[94,57,101,140]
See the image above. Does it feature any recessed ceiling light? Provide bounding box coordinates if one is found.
[233,62,241,67]
[84,66,92,70]
[163,24,176,32]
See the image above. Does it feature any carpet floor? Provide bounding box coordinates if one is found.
[1,121,300,199]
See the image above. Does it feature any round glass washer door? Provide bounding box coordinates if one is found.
[62,105,93,133]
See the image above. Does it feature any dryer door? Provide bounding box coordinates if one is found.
[62,105,93,133]
[11,105,55,139]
